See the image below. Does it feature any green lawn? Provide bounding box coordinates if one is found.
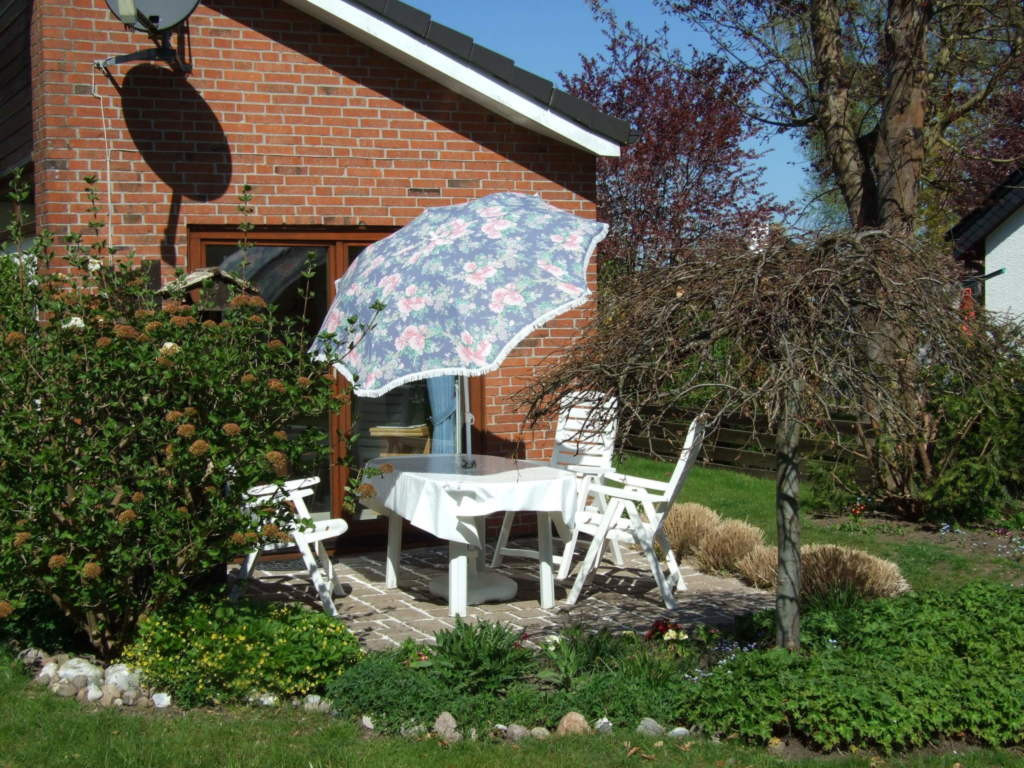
[2,656,1020,768]
[617,455,1023,592]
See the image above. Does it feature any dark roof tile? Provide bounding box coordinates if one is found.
[345,0,629,145]
[425,21,474,60]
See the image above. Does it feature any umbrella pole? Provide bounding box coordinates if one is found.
[461,376,474,458]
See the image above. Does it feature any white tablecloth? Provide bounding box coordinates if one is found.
[363,454,577,548]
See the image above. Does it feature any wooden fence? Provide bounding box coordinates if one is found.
[623,411,867,478]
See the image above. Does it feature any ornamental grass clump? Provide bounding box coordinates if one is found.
[661,502,720,555]
[693,518,764,574]
[800,544,910,599]
[735,543,777,589]
[0,172,358,658]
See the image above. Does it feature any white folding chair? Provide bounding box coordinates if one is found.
[564,416,705,610]
[232,477,348,617]
[490,390,620,579]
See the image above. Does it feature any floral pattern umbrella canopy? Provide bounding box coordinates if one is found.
[310,192,608,398]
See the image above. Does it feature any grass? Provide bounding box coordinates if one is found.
[3,656,1021,768]
[616,454,1021,592]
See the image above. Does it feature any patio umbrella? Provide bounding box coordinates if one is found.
[310,192,607,452]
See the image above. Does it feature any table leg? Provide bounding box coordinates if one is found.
[448,541,469,617]
[385,513,402,589]
[473,517,487,573]
[537,511,555,609]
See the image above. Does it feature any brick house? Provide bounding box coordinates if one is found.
[1,0,627,527]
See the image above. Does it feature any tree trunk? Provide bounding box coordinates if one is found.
[873,0,931,235]
[775,381,802,651]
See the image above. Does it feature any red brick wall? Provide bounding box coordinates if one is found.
[29,0,600,459]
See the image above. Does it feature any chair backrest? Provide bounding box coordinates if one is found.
[661,416,705,507]
[549,390,619,472]
[244,477,320,526]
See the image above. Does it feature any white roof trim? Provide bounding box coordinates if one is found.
[280,0,621,157]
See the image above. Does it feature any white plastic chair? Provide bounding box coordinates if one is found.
[232,477,348,617]
[490,390,620,579]
[564,416,705,610]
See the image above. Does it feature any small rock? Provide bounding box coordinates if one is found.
[556,712,592,735]
[57,658,103,688]
[104,663,141,692]
[399,722,427,738]
[17,648,49,671]
[506,724,530,742]
[151,692,172,709]
[136,695,152,708]
[34,662,57,685]
[433,711,461,743]
[52,681,77,698]
[85,684,103,702]
[667,727,691,739]
[302,694,323,712]
[122,689,139,707]
[636,717,665,737]
[113,698,124,707]
[593,717,613,734]
[358,715,375,736]
[529,727,550,740]
[75,686,89,702]
[70,674,90,690]
[767,736,785,752]
[491,724,508,738]
[99,683,120,707]
[468,727,478,741]
[256,693,279,707]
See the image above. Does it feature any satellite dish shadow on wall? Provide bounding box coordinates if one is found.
[116,63,232,265]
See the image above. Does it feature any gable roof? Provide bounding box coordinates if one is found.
[280,0,629,157]
[949,166,1024,255]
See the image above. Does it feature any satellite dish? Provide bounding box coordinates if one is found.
[104,0,200,34]
[97,0,198,72]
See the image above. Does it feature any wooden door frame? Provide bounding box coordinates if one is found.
[186,226,487,522]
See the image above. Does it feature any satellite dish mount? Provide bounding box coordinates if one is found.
[95,0,199,73]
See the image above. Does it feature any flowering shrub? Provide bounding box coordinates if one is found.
[0,174,352,657]
[122,600,363,706]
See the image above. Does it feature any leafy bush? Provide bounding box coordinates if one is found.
[122,599,362,706]
[0,174,351,657]
[428,619,535,695]
[922,330,1024,524]
[676,583,1024,751]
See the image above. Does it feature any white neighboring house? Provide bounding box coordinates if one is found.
[951,167,1024,321]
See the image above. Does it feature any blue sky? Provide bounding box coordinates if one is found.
[409,0,808,206]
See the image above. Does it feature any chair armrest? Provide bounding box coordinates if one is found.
[588,482,667,504]
[602,471,669,492]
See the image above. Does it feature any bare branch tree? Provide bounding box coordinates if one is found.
[521,230,1008,648]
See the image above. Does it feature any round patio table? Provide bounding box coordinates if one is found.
[361,454,578,617]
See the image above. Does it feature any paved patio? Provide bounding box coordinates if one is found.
[234,541,773,651]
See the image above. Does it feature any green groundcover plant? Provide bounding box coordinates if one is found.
[122,598,363,706]
[327,584,1024,754]
[0,173,353,658]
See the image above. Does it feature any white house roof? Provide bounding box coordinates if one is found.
[280,0,628,157]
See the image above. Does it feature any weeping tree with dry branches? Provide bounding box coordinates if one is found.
[522,230,1009,649]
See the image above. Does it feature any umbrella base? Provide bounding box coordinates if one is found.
[428,569,518,605]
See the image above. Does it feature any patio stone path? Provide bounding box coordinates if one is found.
[233,542,773,651]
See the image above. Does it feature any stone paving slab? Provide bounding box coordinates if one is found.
[236,541,773,651]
